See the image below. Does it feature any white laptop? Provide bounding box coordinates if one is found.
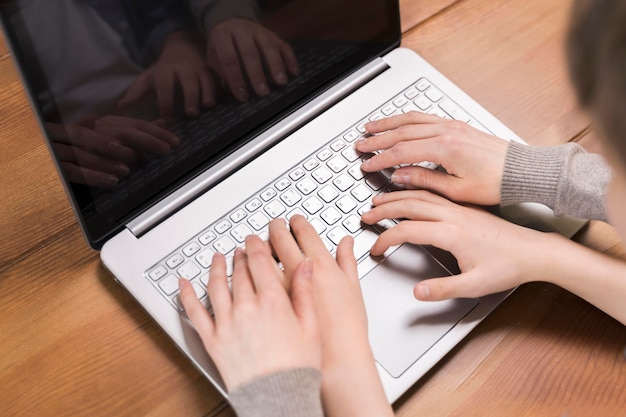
[1,0,585,401]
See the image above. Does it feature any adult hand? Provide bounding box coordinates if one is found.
[356,111,509,205]
[361,190,555,301]
[270,216,394,417]
[178,237,320,392]
[206,18,299,102]
[118,31,215,119]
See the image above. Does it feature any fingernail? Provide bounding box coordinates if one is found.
[107,140,123,152]
[115,163,129,176]
[187,106,198,117]
[237,87,249,102]
[416,284,430,299]
[258,82,269,95]
[100,174,119,188]
[355,137,368,146]
[275,71,286,84]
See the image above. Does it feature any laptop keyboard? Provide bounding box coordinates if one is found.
[145,77,486,311]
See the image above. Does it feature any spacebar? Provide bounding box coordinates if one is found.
[352,228,380,261]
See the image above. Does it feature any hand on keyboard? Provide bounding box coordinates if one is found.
[356,111,508,206]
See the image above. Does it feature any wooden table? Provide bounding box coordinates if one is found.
[1,1,625,416]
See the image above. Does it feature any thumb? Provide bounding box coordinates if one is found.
[414,271,480,301]
[290,260,318,334]
[392,165,456,195]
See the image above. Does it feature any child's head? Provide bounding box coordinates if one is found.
[567,0,626,240]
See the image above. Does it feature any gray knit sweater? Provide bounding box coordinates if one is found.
[226,141,612,417]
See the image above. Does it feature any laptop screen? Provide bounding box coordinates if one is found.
[1,0,400,248]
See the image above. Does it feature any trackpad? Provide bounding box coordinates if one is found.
[361,244,478,378]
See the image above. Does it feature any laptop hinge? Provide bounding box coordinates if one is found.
[127,57,390,237]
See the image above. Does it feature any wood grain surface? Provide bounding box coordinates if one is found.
[1,1,624,416]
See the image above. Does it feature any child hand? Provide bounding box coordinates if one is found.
[357,111,508,206]
[361,190,555,300]
[179,236,320,392]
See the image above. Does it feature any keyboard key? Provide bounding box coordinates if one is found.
[336,195,357,214]
[286,207,307,220]
[343,214,362,233]
[264,200,286,218]
[331,139,347,151]
[327,227,349,245]
[213,236,237,254]
[199,230,217,245]
[333,174,355,192]
[404,87,419,99]
[158,275,179,296]
[348,165,366,180]
[317,148,333,161]
[382,104,395,115]
[393,96,408,107]
[303,159,319,171]
[327,156,348,173]
[369,112,383,121]
[439,99,471,122]
[260,188,277,201]
[191,282,206,299]
[296,177,318,195]
[248,212,270,230]
[352,228,380,261]
[303,196,324,214]
[229,209,247,223]
[312,167,333,184]
[402,104,420,113]
[289,167,306,181]
[149,265,167,281]
[275,177,291,191]
[320,206,342,225]
[231,223,254,243]
[343,130,360,142]
[318,185,339,203]
[166,253,184,269]
[183,242,201,257]
[178,262,201,280]
[425,88,443,102]
[245,198,263,212]
[280,189,302,207]
[351,184,372,202]
[310,218,327,234]
[196,249,214,268]
[428,107,447,119]
[215,219,232,234]
[414,95,431,111]
[416,78,430,91]
[341,146,360,162]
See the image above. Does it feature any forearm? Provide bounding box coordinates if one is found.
[532,233,626,325]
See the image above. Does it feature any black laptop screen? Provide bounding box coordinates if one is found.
[0,0,400,248]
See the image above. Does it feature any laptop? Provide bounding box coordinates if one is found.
[1,0,585,402]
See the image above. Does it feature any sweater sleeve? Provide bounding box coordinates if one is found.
[228,368,324,417]
[501,141,611,221]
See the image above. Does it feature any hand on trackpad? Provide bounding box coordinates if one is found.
[360,243,478,378]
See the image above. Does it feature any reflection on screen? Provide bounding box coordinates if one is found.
[1,0,399,245]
